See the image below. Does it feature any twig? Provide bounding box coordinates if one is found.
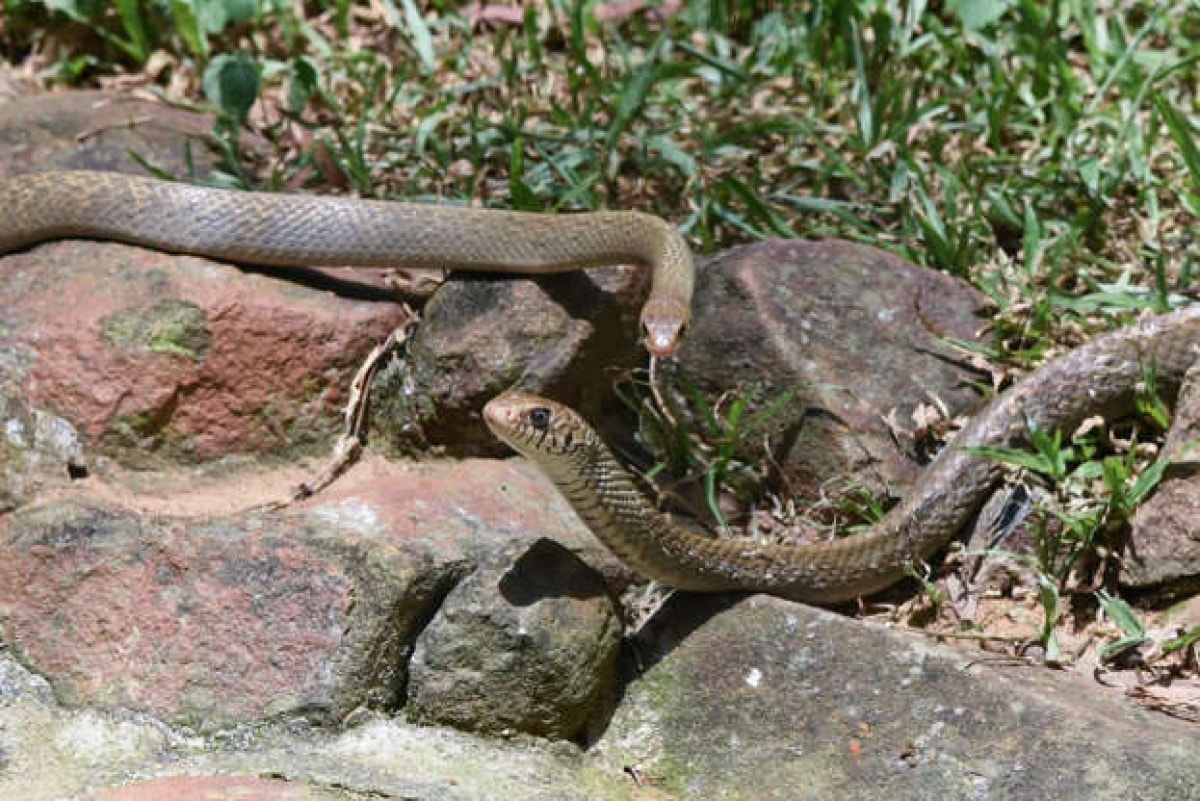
[262,308,418,510]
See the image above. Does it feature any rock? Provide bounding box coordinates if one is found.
[0,392,87,511]
[0,91,412,475]
[85,776,353,801]
[0,500,358,726]
[0,91,220,179]
[676,239,990,500]
[369,267,649,457]
[0,242,410,472]
[0,92,229,501]
[408,538,622,740]
[1123,365,1200,592]
[1123,478,1200,593]
[594,594,1200,800]
[0,459,627,727]
[0,652,631,801]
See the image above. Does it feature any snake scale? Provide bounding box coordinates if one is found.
[3,170,1197,602]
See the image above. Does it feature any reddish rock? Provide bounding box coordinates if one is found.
[1,242,409,467]
[0,91,414,472]
[0,500,353,724]
[0,458,623,725]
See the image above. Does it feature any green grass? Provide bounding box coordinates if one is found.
[6,1,1197,347]
[4,0,1199,637]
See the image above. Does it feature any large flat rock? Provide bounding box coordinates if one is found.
[595,595,1200,800]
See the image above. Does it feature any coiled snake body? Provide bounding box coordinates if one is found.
[0,170,694,356]
[485,308,1200,603]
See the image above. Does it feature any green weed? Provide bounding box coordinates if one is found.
[616,371,795,534]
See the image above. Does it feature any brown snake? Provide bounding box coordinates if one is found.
[485,307,1200,603]
[0,170,694,356]
[5,171,1197,602]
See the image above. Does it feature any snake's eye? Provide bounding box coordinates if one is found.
[528,407,551,431]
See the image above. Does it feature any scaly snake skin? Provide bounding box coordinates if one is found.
[0,170,694,356]
[485,307,1200,603]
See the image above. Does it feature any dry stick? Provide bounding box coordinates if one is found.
[75,115,154,142]
[265,308,419,510]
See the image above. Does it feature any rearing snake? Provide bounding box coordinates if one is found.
[2,170,1197,603]
[485,309,1200,603]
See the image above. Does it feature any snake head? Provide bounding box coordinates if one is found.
[483,391,587,459]
[640,297,690,358]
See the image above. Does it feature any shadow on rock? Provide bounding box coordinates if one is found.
[499,537,614,605]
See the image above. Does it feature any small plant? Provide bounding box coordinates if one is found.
[1162,626,1200,664]
[965,355,1174,586]
[616,371,794,534]
[202,49,261,186]
[958,371,1182,663]
[1096,589,1150,663]
[1096,591,1200,670]
[903,560,949,607]
[37,0,261,72]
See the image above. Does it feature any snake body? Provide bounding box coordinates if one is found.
[7,170,1197,602]
[0,170,694,356]
[484,307,1200,603]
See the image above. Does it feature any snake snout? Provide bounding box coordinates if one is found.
[481,394,519,436]
[640,297,690,358]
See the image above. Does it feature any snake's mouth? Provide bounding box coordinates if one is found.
[640,298,689,358]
